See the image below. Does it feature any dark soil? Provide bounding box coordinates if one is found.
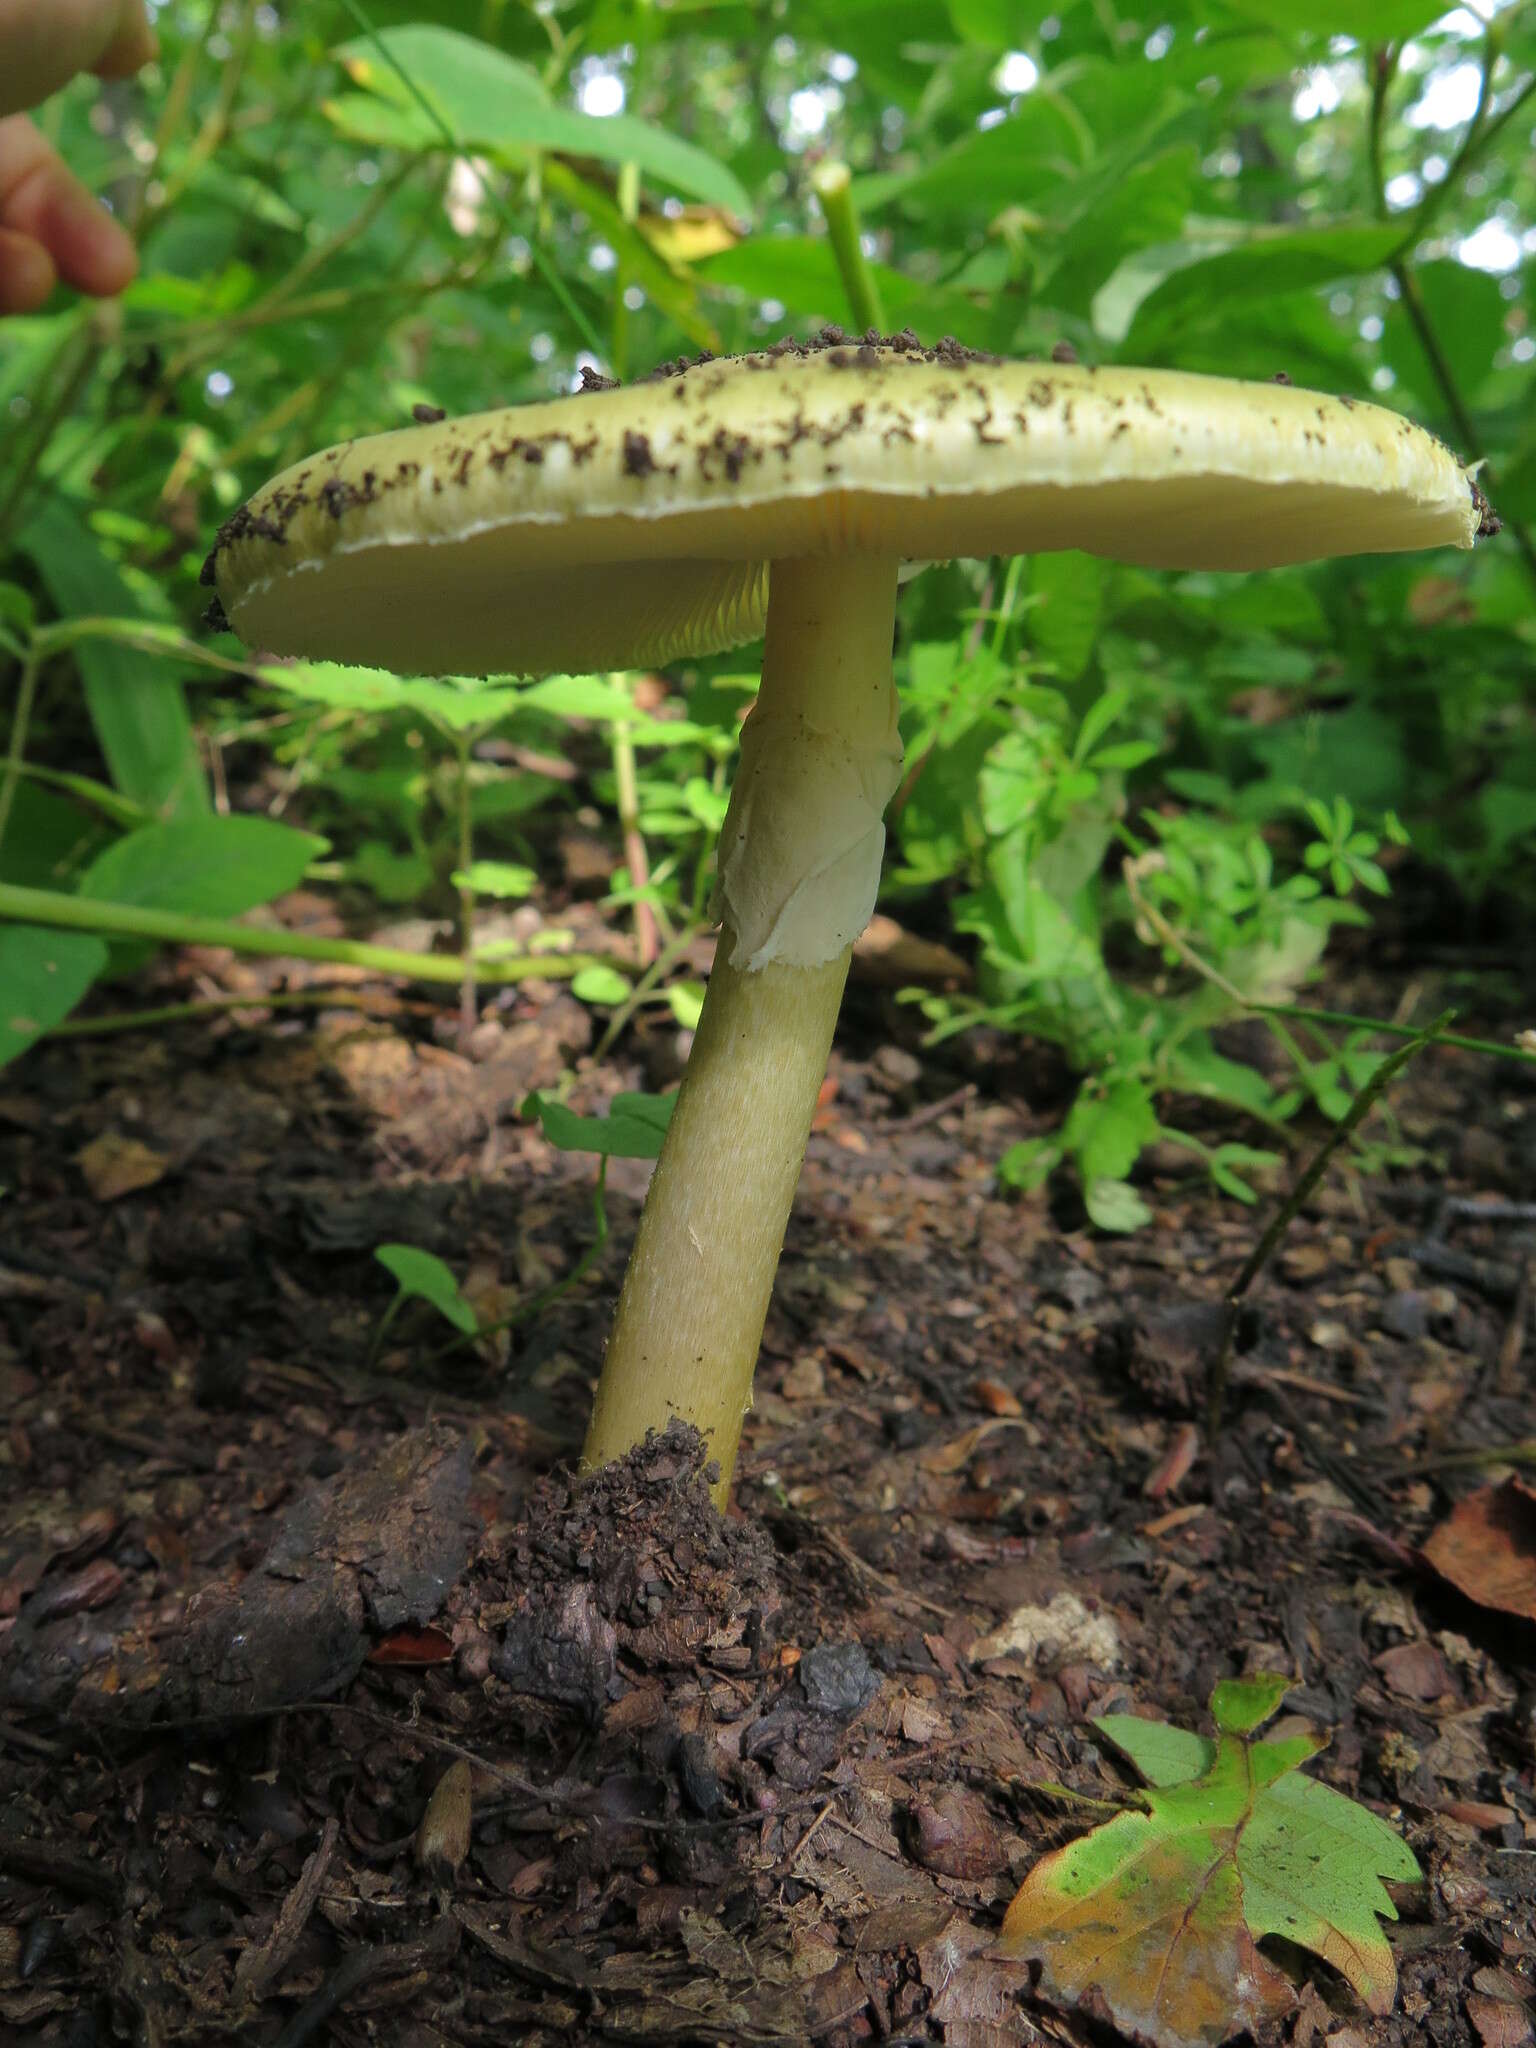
[2,911,1533,2047]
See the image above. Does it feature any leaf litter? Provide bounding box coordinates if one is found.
[0,922,1532,2043]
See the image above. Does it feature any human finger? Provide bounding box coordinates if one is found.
[0,0,157,118]
[0,113,138,301]
[91,1,158,83]
[0,222,57,314]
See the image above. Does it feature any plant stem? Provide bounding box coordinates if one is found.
[1390,257,1536,586]
[455,733,478,1036]
[1207,1011,1454,1437]
[591,922,705,1062]
[430,1160,612,1361]
[612,159,641,382]
[0,882,604,987]
[0,309,107,553]
[609,674,658,969]
[48,990,438,1036]
[812,161,885,334]
[369,1292,405,1366]
[0,646,40,859]
[1367,34,1536,588]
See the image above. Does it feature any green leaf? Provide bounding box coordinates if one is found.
[524,1089,674,1159]
[996,1137,1062,1194]
[523,674,638,720]
[1381,261,1505,413]
[454,860,535,900]
[18,501,206,819]
[256,661,520,729]
[0,928,107,1070]
[1003,1677,1422,2046]
[350,842,434,903]
[0,581,36,632]
[1083,1177,1153,1233]
[78,817,328,920]
[333,26,751,215]
[945,0,1018,42]
[856,98,1091,220]
[1208,1143,1283,1203]
[697,237,987,346]
[571,964,631,1005]
[1073,684,1131,768]
[3,762,151,833]
[666,981,705,1029]
[1224,0,1450,34]
[1065,1077,1158,1186]
[1087,741,1157,773]
[374,1243,478,1334]
[1031,553,1103,682]
[1094,1714,1214,1790]
[1211,1673,1291,1735]
[540,161,717,350]
[1238,1764,1421,1992]
[1126,224,1405,353]
[0,785,112,891]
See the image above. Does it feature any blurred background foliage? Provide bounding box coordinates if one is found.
[1,0,1533,1221]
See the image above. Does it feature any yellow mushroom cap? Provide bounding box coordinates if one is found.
[209,335,1487,676]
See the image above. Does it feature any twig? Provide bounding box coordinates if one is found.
[234,1818,339,2000]
[272,1924,456,2048]
[1495,1256,1532,1398]
[1373,1438,1536,1477]
[1207,1011,1455,1437]
[892,1082,975,1133]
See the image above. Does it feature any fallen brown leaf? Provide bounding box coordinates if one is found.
[1422,1478,1536,1622]
[75,1130,169,1201]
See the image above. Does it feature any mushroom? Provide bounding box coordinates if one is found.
[208,330,1489,1503]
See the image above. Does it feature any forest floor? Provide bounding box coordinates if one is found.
[1,887,1533,2048]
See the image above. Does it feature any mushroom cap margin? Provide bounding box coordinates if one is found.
[213,349,1483,676]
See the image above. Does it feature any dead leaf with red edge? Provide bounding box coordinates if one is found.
[1422,1478,1536,1621]
[366,1625,454,1665]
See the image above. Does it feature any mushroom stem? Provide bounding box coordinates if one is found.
[583,554,902,1504]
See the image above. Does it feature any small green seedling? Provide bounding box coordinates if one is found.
[367,1099,677,1368]
[524,1090,674,1161]
[1000,1674,1420,2048]
[372,1243,479,1358]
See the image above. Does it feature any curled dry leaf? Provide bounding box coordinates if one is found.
[74,1130,170,1201]
[416,1759,473,1884]
[1144,1423,1201,1499]
[1422,1478,1536,1622]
